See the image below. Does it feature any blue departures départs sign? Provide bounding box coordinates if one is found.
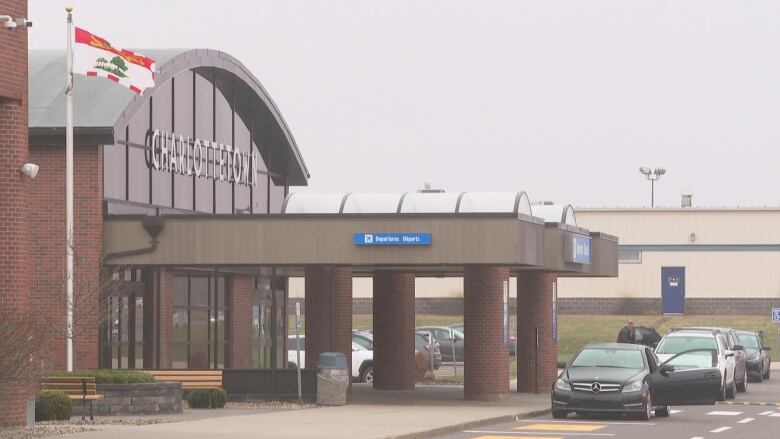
[354,233,432,246]
[572,235,592,264]
[772,308,780,323]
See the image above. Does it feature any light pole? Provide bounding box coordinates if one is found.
[639,167,666,207]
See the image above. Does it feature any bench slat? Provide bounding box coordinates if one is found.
[152,376,222,382]
[43,377,97,383]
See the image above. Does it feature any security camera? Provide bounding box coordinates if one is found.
[21,163,39,179]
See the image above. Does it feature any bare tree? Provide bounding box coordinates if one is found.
[0,306,43,399]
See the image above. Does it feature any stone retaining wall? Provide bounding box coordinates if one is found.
[73,382,182,416]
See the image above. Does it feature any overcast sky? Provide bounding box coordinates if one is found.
[29,1,780,207]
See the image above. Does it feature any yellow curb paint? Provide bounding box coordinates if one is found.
[475,437,563,439]
[515,423,607,432]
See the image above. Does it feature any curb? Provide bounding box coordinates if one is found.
[389,407,551,439]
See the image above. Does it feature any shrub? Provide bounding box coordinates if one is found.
[187,388,227,409]
[48,370,154,384]
[35,390,73,421]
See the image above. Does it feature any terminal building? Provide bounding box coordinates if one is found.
[1,18,617,426]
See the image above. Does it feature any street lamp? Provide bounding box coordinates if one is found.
[639,167,666,207]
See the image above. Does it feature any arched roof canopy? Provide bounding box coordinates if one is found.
[532,204,577,227]
[283,191,534,217]
[28,49,309,185]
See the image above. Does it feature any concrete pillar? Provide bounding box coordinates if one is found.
[372,272,416,390]
[304,266,353,379]
[227,275,253,368]
[463,265,509,401]
[516,272,558,393]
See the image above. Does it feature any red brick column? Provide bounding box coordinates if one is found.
[304,266,353,380]
[372,272,415,390]
[516,272,558,393]
[144,268,173,369]
[463,266,509,401]
[0,0,32,426]
[227,275,253,368]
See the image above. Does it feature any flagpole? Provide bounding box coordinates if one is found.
[65,4,75,372]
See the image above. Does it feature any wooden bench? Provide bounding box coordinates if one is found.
[42,376,104,420]
[143,370,223,391]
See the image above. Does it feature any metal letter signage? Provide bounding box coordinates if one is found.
[567,235,592,264]
[146,129,257,187]
[353,233,432,246]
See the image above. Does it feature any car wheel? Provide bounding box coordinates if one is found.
[655,405,670,417]
[726,379,736,399]
[637,393,652,421]
[552,409,568,419]
[737,370,748,393]
[361,366,374,384]
[717,379,726,402]
[764,363,771,380]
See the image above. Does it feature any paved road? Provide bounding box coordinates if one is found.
[438,376,780,439]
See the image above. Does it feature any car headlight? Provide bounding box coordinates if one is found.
[555,378,571,391]
[621,380,643,393]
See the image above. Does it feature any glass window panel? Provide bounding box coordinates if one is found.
[217,277,225,309]
[173,72,194,211]
[190,277,209,307]
[195,72,214,213]
[190,309,209,344]
[173,308,188,342]
[120,297,129,343]
[134,297,143,342]
[173,276,188,307]
[172,343,188,369]
[234,90,252,214]
[252,347,260,368]
[135,342,143,369]
[275,287,286,368]
[152,79,173,207]
[128,101,150,204]
[216,309,225,345]
[189,343,209,369]
[251,141,269,214]
[103,143,126,200]
[270,178,286,213]
[214,77,233,214]
[217,343,225,369]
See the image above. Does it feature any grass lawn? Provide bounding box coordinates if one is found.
[290,314,776,380]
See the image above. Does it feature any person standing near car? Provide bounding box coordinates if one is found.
[617,320,635,343]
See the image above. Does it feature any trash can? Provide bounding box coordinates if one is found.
[316,352,349,406]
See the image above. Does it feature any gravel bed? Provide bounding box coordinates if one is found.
[0,417,178,439]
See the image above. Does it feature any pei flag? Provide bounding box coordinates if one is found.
[72,27,155,94]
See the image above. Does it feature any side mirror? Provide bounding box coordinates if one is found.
[659,364,674,376]
[725,350,734,358]
[733,345,744,351]
[763,346,771,351]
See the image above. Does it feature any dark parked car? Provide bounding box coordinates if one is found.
[552,343,721,420]
[735,330,771,382]
[632,326,662,348]
[417,326,464,362]
[416,331,442,370]
[448,322,516,356]
[672,327,748,393]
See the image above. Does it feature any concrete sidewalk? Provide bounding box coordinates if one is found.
[56,384,549,439]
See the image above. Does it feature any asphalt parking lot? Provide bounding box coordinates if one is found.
[438,375,780,439]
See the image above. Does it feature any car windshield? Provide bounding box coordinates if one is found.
[570,348,645,369]
[738,334,759,349]
[656,336,717,354]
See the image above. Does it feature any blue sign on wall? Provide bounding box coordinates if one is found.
[572,235,592,264]
[354,233,432,246]
[772,308,780,323]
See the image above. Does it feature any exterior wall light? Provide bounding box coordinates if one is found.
[21,163,39,179]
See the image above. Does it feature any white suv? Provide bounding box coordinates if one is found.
[655,330,736,400]
[287,335,375,383]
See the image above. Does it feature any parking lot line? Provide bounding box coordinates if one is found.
[472,436,563,439]
[710,426,732,433]
[515,420,654,426]
[769,413,780,417]
[737,418,754,424]
[706,410,742,416]
[758,411,774,415]
[515,424,607,432]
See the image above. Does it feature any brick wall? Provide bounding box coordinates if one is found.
[304,266,353,384]
[372,272,415,390]
[143,268,173,368]
[463,265,509,400]
[28,145,103,371]
[228,275,253,368]
[0,0,31,426]
[516,272,558,393]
